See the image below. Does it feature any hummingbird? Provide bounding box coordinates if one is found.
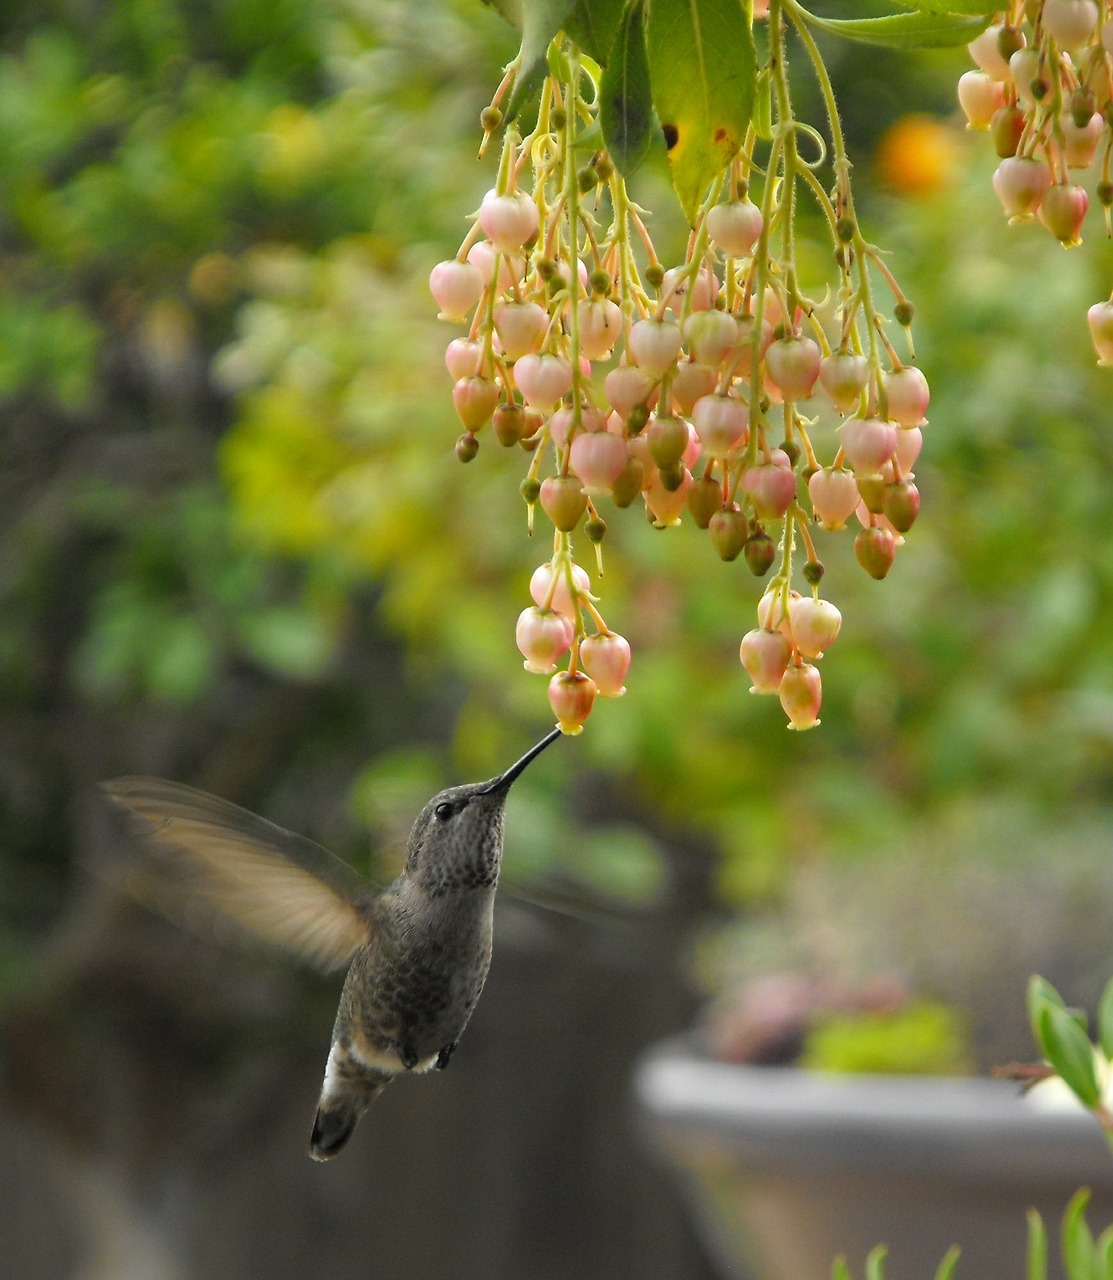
[101,727,562,1161]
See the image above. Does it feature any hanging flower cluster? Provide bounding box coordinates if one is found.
[958,1,1113,360]
[430,8,929,734]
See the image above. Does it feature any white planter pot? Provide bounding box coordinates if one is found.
[634,1040,1113,1280]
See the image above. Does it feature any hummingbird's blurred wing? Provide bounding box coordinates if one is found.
[101,777,374,972]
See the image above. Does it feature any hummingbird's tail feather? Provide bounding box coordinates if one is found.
[309,1078,389,1160]
[309,1040,393,1161]
[309,1098,369,1160]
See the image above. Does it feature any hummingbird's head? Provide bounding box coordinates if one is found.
[405,729,561,895]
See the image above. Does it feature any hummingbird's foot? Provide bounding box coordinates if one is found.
[435,1041,459,1071]
[398,1043,419,1071]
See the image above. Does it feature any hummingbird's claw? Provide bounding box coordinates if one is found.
[436,1041,459,1070]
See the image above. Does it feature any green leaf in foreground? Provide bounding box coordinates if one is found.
[600,0,654,177]
[481,0,522,26]
[933,1246,961,1280]
[1039,1003,1101,1108]
[886,0,998,12]
[1027,974,1067,1042]
[502,0,577,120]
[1027,1208,1048,1280]
[752,66,774,142]
[645,0,756,223]
[864,1245,888,1280]
[1061,1188,1095,1280]
[800,9,991,49]
[1098,975,1113,1058]
[564,0,625,63]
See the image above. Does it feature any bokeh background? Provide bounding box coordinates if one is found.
[4,1,1113,1276]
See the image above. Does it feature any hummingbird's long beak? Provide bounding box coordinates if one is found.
[478,727,562,795]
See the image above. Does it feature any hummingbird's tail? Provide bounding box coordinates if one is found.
[309,1039,393,1161]
[309,1091,380,1160]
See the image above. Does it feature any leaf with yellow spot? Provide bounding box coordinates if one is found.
[645,0,756,224]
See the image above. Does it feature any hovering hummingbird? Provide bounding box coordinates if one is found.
[101,727,562,1161]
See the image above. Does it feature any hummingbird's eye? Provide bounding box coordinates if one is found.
[434,800,457,821]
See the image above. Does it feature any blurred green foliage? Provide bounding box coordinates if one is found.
[2,0,1113,969]
[835,1189,1113,1280]
[801,1000,972,1076]
[0,0,516,713]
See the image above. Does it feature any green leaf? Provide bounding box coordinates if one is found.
[1027,1209,1048,1280]
[831,1258,854,1280]
[886,0,997,11]
[573,118,604,150]
[1028,974,1067,1044]
[481,0,523,25]
[1039,1004,1101,1108]
[753,66,773,142]
[865,1245,889,1280]
[565,0,626,62]
[800,9,991,48]
[933,1246,961,1280]
[1098,977,1113,1059]
[645,0,756,223]
[600,0,655,176]
[547,38,574,81]
[1095,1225,1113,1280]
[504,0,578,120]
[1062,1188,1095,1280]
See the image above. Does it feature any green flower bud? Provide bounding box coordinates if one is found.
[593,154,614,182]
[882,479,920,532]
[647,415,690,470]
[1070,88,1097,130]
[626,402,650,435]
[709,507,749,561]
[686,475,722,529]
[997,24,1024,62]
[658,460,687,493]
[492,402,527,447]
[855,526,896,579]
[991,105,1025,159]
[743,530,776,577]
[856,475,887,514]
[609,457,645,508]
[586,515,607,543]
